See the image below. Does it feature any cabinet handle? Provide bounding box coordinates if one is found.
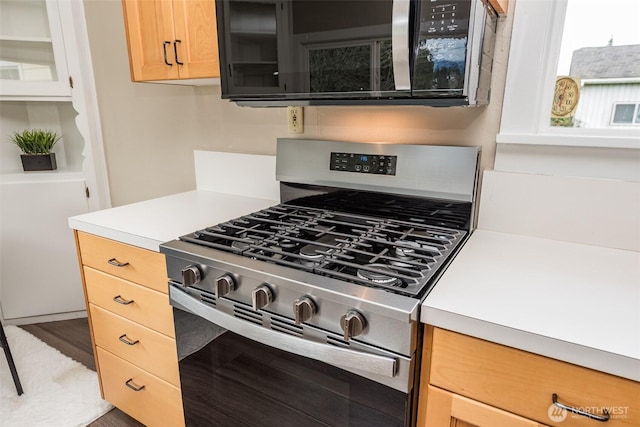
[125,378,145,391]
[108,258,129,267]
[173,40,184,65]
[163,41,172,66]
[118,334,139,346]
[113,295,134,305]
[552,393,610,422]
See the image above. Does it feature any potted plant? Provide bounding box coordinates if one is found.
[8,129,61,171]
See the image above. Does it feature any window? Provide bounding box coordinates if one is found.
[498,0,640,149]
[611,103,640,125]
[550,0,640,129]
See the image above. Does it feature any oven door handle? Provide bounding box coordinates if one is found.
[170,287,399,379]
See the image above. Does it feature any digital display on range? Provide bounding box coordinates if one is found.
[330,152,397,175]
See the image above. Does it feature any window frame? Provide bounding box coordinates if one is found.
[496,0,640,150]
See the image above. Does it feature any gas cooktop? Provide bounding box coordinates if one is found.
[178,191,470,297]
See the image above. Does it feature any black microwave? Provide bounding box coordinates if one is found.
[215,0,498,107]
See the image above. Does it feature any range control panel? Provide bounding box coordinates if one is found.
[330,152,397,175]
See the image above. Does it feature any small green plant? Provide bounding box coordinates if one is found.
[9,129,61,154]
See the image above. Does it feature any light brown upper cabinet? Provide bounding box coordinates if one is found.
[122,0,220,81]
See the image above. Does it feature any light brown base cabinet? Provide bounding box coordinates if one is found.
[418,326,639,427]
[74,231,184,427]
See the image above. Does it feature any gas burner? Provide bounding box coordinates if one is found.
[357,264,400,286]
[231,240,251,251]
[386,241,419,268]
[395,241,421,257]
[279,239,298,249]
[299,245,324,261]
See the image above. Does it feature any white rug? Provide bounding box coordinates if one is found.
[0,325,112,427]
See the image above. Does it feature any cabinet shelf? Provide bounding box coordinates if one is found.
[0,35,53,43]
[1,170,85,184]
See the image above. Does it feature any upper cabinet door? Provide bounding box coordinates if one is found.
[172,0,220,79]
[122,0,219,82]
[0,0,71,98]
[122,0,180,81]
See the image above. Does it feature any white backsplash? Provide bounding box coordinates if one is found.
[478,170,640,251]
[194,150,279,201]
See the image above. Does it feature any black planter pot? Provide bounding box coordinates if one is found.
[20,153,57,171]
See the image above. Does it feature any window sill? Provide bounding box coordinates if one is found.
[496,130,640,150]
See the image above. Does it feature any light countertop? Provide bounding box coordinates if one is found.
[68,190,278,251]
[422,229,640,381]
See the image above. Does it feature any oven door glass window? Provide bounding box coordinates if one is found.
[176,309,408,427]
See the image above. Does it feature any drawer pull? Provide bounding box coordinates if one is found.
[125,378,145,392]
[113,295,134,305]
[552,393,610,422]
[118,334,140,346]
[108,258,129,267]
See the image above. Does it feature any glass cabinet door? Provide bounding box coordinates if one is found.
[0,0,70,97]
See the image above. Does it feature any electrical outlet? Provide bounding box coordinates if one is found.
[287,106,304,134]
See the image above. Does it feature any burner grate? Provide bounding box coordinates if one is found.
[179,202,467,296]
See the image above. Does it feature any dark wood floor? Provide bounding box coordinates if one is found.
[19,318,145,427]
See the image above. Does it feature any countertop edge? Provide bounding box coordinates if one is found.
[69,217,162,252]
[422,307,640,382]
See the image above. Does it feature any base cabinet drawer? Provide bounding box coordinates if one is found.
[96,347,184,427]
[84,266,175,337]
[77,232,167,291]
[429,328,640,427]
[90,304,180,387]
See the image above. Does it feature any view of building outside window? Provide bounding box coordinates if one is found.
[551,0,640,128]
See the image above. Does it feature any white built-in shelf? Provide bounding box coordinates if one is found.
[1,170,85,183]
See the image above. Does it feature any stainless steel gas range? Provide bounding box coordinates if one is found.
[160,139,480,427]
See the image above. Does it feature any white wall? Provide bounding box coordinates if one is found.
[83,0,514,207]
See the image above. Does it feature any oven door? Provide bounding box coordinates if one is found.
[171,286,414,427]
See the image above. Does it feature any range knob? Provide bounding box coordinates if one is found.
[252,285,274,311]
[293,296,316,325]
[181,265,201,287]
[340,310,367,341]
[215,275,235,298]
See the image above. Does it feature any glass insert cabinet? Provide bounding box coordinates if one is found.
[0,0,71,97]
